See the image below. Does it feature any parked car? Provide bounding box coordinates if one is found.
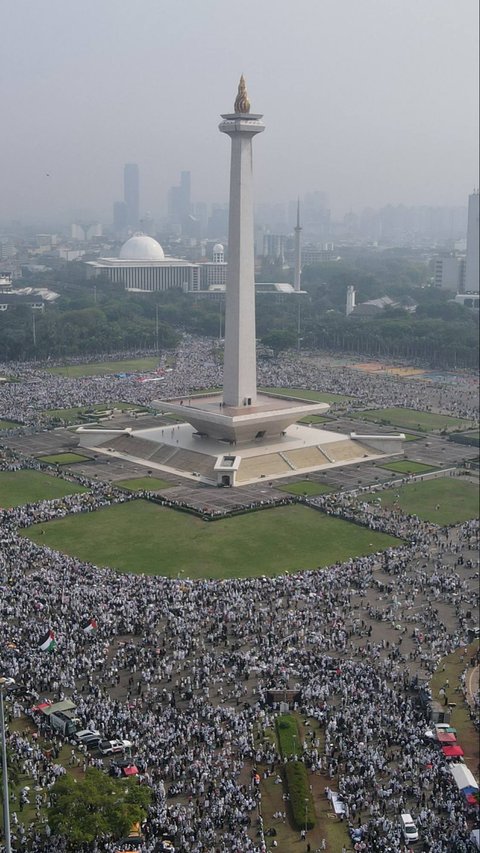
[75,729,101,744]
[78,734,102,750]
[98,738,133,755]
[400,813,419,843]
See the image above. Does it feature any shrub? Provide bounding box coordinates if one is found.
[276,714,300,758]
[285,762,316,830]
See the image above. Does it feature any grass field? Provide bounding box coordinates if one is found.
[0,470,88,508]
[375,477,479,525]
[297,414,332,424]
[352,407,473,432]
[0,419,22,429]
[46,357,159,377]
[277,480,332,496]
[21,501,400,579]
[260,386,352,404]
[378,459,438,475]
[37,452,90,465]
[115,477,174,491]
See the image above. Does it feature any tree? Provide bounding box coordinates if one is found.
[261,329,297,355]
[48,767,151,845]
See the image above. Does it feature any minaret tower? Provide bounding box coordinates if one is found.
[219,76,265,408]
[294,198,302,292]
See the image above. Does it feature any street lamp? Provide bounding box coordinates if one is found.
[304,796,308,836]
[0,676,14,853]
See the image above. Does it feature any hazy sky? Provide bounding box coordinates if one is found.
[2,0,478,223]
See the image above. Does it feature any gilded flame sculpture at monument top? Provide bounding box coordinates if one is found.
[234,74,250,114]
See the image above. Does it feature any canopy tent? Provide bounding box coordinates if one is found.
[436,731,457,744]
[41,699,76,716]
[31,701,52,713]
[442,745,464,757]
[450,762,479,795]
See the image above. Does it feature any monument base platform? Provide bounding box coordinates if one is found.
[152,391,329,442]
[77,419,405,487]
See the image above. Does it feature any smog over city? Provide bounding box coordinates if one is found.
[1,0,478,225]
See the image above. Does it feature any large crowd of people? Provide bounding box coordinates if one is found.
[0,340,478,852]
[0,338,478,429]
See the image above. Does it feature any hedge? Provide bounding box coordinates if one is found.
[285,761,316,830]
[276,714,301,758]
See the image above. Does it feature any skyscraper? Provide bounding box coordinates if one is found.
[124,163,139,230]
[465,190,479,293]
[167,170,191,229]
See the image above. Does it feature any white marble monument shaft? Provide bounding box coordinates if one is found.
[220,115,264,407]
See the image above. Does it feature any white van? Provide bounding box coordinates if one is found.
[400,813,419,843]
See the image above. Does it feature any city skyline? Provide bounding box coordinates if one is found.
[1,0,478,224]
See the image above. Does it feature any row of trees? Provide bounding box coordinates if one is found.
[2,256,477,367]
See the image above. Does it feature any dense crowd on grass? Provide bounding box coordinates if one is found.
[0,342,479,852]
[0,450,478,851]
[0,338,478,431]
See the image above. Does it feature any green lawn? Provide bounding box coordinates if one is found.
[375,478,479,525]
[277,480,332,496]
[404,433,421,441]
[378,459,438,475]
[276,715,301,758]
[261,386,352,404]
[37,452,90,465]
[0,419,22,429]
[46,357,159,377]
[297,414,332,424]
[352,407,474,432]
[115,477,173,491]
[21,501,400,579]
[0,470,88,508]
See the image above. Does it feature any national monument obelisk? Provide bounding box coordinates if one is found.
[79,77,404,483]
[219,76,265,407]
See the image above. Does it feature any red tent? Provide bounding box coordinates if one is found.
[442,745,464,757]
[436,731,457,744]
[122,765,138,776]
[31,701,52,712]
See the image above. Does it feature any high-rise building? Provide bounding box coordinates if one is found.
[113,201,128,239]
[433,254,465,292]
[465,190,479,293]
[263,233,286,263]
[167,170,191,229]
[124,163,139,229]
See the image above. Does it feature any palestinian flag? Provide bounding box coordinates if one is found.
[82,618,97,635]
[39,629,56,652]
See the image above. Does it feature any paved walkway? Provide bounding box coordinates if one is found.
[466,664,479,708]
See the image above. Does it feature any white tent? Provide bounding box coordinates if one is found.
[449,762,478,792]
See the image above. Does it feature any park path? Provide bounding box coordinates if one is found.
[466,664,479,708]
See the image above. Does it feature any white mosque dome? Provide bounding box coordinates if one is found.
[119,233,165,261]
[213,243,224,253]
